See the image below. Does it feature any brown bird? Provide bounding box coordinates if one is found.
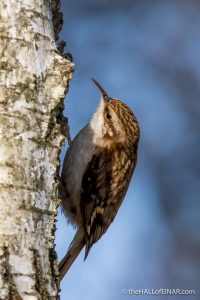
[58,79,140,281]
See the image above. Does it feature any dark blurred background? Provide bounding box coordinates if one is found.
[56,0,200,299]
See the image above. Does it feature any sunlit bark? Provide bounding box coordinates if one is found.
[0,0,73,298]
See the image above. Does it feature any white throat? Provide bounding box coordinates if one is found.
[89,97,105,142]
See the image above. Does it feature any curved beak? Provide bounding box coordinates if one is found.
[91,78,109,101]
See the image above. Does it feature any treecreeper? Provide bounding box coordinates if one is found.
[58,79,140,281]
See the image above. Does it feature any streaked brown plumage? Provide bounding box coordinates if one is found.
[58,79,140,281]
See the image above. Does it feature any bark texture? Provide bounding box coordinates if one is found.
[0,0,73,299]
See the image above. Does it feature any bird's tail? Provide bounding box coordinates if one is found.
[59,231,85,281]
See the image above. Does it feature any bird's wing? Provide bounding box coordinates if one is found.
[81,146,136,259]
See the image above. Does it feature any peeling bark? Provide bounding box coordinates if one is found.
[0,0,73,299]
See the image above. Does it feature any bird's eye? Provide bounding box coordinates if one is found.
[105,111,112,120]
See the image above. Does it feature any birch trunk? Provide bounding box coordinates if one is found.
[0,0,73,299]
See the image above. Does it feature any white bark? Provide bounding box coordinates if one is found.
[0,0,73,299]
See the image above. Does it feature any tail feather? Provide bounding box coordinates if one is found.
[59,231,85,281]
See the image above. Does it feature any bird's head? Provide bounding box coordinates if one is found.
[90,79,139,147]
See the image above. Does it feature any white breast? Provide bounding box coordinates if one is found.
[61,125,94,208]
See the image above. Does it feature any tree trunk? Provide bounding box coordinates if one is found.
[0,0,72,299]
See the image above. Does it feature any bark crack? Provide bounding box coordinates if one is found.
[32,249,50,300]
[1,247,23,300]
